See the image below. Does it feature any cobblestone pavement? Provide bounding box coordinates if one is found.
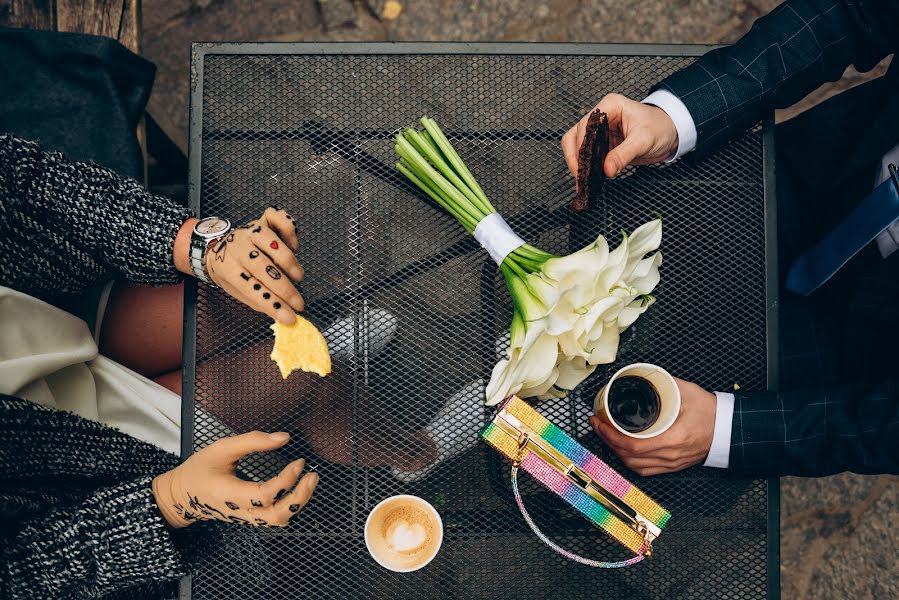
[142,2,897,597]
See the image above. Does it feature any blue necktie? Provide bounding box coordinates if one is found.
[785,165,899,296]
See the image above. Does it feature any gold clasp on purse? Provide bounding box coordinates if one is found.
[512,432,529,468]
[635,521,654,557]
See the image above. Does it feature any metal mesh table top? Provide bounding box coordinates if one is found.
[184,43,778,600]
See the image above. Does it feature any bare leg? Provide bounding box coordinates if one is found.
[104,283,435,470]
[157,352,436,471]
[100,283,185,378]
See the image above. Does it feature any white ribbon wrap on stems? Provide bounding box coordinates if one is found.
[473,212,526,265]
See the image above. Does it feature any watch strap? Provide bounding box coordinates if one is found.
[188,239,210,284]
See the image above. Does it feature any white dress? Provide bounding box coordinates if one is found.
[0,285,181,454]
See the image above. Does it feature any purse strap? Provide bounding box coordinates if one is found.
[510,465,645,568]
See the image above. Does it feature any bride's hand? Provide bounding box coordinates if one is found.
[152,431,319,528]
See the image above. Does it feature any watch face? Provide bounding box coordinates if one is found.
[196,217,230,236]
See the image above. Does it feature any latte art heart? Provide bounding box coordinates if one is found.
[366,496,443,571]
[386,520,427,553]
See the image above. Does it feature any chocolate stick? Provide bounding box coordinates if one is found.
[572,110,610,212]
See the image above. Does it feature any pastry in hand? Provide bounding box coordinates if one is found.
[270,314,332,378]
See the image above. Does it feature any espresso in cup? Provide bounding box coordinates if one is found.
[594,363,681,439]
[365,495,443,572]
[607,375,661,433]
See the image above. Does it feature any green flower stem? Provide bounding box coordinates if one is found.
[503,257,529,280]
[402,128,491,219]
[420,118,493,214]
[396,118,557,277]
[509,254,544,274]
[396,162,478,233]
[396,160,477,232]
[510,248,550,266]
[514,244,554,261]
[422,117,492,210]
[500,263,525,315]
[395,137,484,224]
[503,263,546,324]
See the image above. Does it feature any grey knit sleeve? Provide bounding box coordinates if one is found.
[1,477,190,599]
[0,133,193,299]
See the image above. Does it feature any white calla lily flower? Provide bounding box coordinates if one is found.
[542,236,609,283]
[625,219,663,262]
[554,358,597,390]
[557,328,589,359]
[582,296,626,340]
[616,295,656,331]
[627,252,662,295]
[485,333,559,405]
[518,366,560,399]
[595,234,630,294]
[586,325,620,366]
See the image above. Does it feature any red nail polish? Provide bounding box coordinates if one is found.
[270,241,279,250]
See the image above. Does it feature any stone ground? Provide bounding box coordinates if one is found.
[141,2,897,598]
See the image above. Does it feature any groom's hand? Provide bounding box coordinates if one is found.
[561,93,680,179]
[590,378,717,476]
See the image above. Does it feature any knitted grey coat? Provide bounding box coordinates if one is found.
[0,133,202,598]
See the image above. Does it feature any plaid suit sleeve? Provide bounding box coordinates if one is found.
[654,0,899,158]
[728,378,899,476]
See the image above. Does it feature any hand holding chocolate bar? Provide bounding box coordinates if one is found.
[561,93,680,182]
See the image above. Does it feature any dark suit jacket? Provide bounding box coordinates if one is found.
[655,0,899,476]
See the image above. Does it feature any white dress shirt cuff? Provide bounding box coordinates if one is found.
[703,392,735,469]
[642,89,698,162]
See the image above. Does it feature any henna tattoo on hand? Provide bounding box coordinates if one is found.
[289,503,302,513]
[270,240,279,250]
[273,302,282,310]
[252,225,262,234]
[253,283,261,290]
[227,515,250,525]
[249,250,260,259]
[255,518,269,526]
[265,265,282,280]
[274,488,287,501]
[251,499,263,507]
[225,232,235,243]
[190,495,228,520]
[238,221,256,231]
[263,292,271,300]
[212,240,229,263]
[240,272,250,281]
[225,501,240,511]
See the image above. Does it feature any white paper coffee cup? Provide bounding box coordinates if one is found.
[364,495,443,573]
[593,363,681,439]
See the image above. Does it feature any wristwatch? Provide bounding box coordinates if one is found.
[189,216,232,285]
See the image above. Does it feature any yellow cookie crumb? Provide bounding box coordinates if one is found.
[733,383,741,391]
[270,315,332,379]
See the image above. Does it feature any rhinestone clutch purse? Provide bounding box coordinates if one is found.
[481,396,671,567]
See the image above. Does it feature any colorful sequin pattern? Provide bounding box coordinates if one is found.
[481,396,671,555]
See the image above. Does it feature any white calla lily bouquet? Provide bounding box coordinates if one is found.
[395,117,662,405]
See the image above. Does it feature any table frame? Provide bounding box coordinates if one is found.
[182,42,780,600]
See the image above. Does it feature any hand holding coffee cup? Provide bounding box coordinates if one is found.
[590,368,718,477]
[365,495,443,572]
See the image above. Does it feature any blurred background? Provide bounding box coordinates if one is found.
[1,1,895,598]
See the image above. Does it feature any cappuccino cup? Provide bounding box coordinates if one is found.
[364,495,443,572]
